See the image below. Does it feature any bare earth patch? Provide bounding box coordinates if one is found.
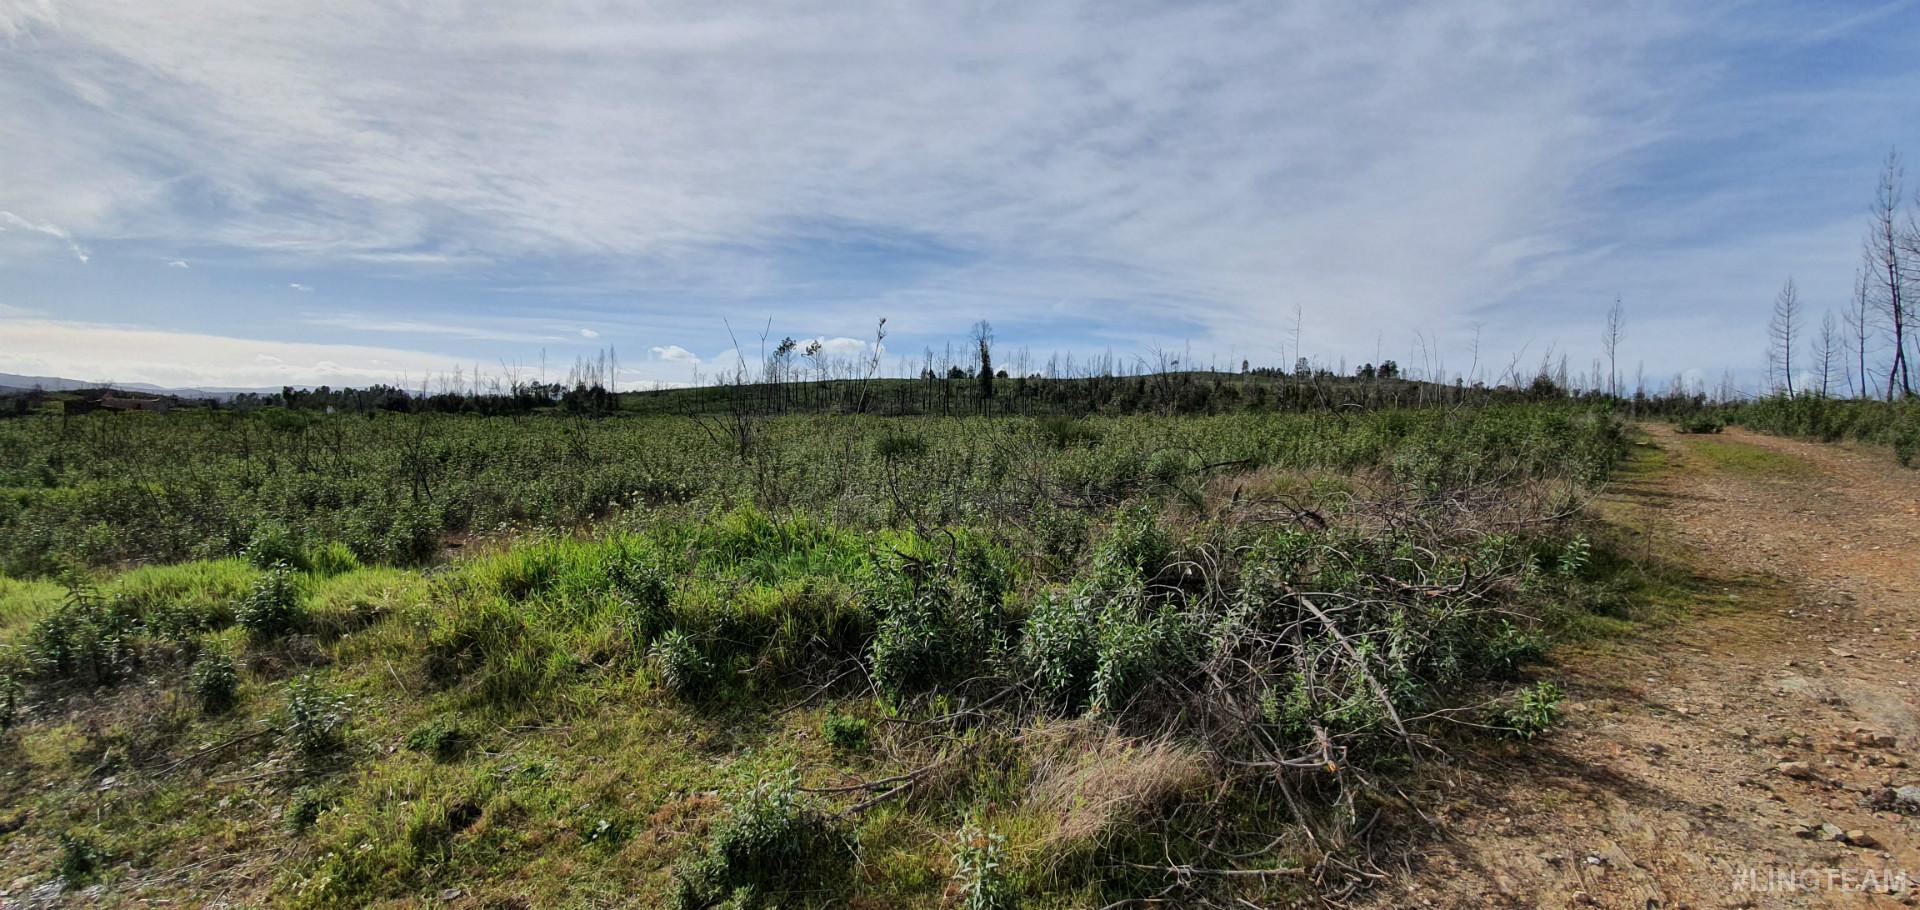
[1374,426,1920,910]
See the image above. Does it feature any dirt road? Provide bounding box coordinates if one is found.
[1387,426,1920,909]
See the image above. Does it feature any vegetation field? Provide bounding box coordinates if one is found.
[1713,395,1920,466]
[0,404,1633,908]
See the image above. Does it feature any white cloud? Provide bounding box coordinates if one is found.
[0,317,466,388]
[578,328,599,339]
[805,336,877,361]
[167,259,188,268]
[0,3,1912,378]
[288,282,312,291]
[0,210,90,263]
[0,4,1701,339]
[650,344,700,365]
[299,312,566,344]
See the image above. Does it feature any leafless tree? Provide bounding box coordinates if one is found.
[1290,303,1304,374]
[970,320,995,402]
[1769,277,1800,395]
[1869,150,1912,398]
[1815,310,1838,398]
[1602,296,1624,398]
[1847,266,1870,398]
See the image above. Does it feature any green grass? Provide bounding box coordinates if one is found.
[0,573,65,643]
[1683,436,1810,477]
[0,405,1640,908]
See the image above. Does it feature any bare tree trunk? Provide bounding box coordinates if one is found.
[1870,151,1912,399]
[1769,277,1799,396]
[1602,296,1624,398]
[1816,310,1837,398]
[1850,266,1870,399]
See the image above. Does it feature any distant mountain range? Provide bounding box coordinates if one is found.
[0,372,281,400]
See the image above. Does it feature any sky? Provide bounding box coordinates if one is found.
[2,0,1919,391]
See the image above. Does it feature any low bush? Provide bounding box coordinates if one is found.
[1494,680,1563,741]
[286,676,350,757]
[57,833,106,887]
[670,773,854,910]
[1674,413,1723,434]
[649,628,710,698]
[243,523,308,571]
[287,786,330,834]
[26,587,136,685]
[403,716,467,761]
[189,650,240,714]
[953,821,1018,910]
[820,710,869,752]
[235,563,304,640]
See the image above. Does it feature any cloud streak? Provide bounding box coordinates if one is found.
[0,210,90,263]
[0,317,466,388]
[0,2,1915,380]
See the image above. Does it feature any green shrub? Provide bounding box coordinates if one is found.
[56,833,105,887]
[1022,592,1096,709]
[242,523,308,571]
[649,629,709,697]
[610,550,674,644]
[868,595,941,702]
[1091,507,1170,579]
[1474,621,1547,681]
[1674,414,1723,434]
[1494,681,1563,740]
[1035,417,1100,449]
[1145,448,1195,486]
[953,821,1017,910]
[1554,534,1590,578]
[286,787,330,834]
[820,710,869,752]
[864,547,1009,703]
[285,676,350,757]
[26,588,135,685]
[671,774,853,910]
[383,506,444,566]
[404,717,468,761]
[235,563,304,640]
[422,597,559,708]
[189,650,240,714]
[874,432,928,462]
[1089,601,1196,716]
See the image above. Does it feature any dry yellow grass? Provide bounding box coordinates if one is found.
[1021,720,1210,860]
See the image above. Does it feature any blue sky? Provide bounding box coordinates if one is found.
[2,0,1918,390]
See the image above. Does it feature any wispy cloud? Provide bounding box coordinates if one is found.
[288,282,312,292]
[0,317,466,388]
[167,259,189,268]
[300,312,567,344]
[0,211,90,263]
[0,2,1915,379]
[578,328,599,339]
